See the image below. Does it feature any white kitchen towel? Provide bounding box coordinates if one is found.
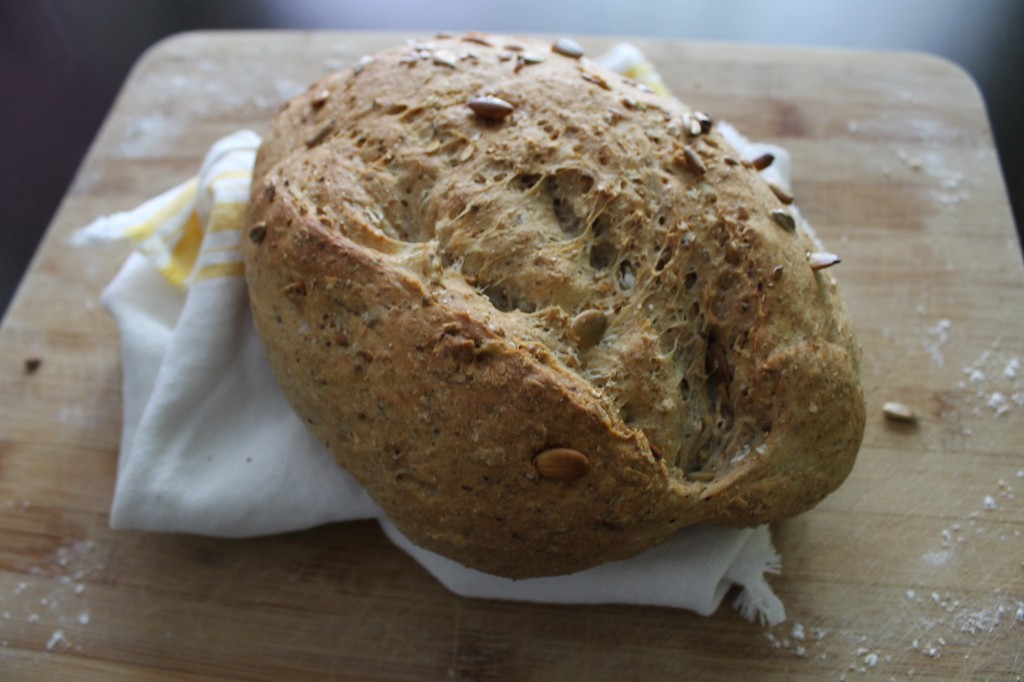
[75,52,798,626]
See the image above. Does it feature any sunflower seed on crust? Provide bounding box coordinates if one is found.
[467,96,514,120]
[771,209,796,232]
[552,37,584,59]
[533,448,590,480]
[694,111,713,133]
[311,89,331,109]
[751,153,775,171]
[432,50,458,68]
[683,146,706,175]
[808,252,841,270]
[768,180,794,204]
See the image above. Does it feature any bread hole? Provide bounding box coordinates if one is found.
[515,173,543,190]
[589,241,617,270]
[384,103,408,115]
[715,403,735,431]
[618,260,636,290]
[680,376,691,398]
[473,173,486,184]
[399,105,426,121]
[481,284,535,313]
[655,246,673,272]
[658,214,667,226]
[552,197,580,235]
[704,330,733,424]
[684,271,698,290]
[493,172,507,182]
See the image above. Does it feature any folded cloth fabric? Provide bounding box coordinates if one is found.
[75,50,797,626]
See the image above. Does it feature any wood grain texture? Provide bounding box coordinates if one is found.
[1,31,1022,680]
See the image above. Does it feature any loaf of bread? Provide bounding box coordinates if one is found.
[243,34,865,578]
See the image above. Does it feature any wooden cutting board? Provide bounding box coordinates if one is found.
[1,31,1022,680]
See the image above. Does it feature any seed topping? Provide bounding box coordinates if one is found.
[570,309,608,349]
[694,111,713,133]
[751,153,775,171]
[683,146,706,175]
[768,180,794,204]
[461,33,493,47]
[353,55,374,74]
[248,222,267,244]
[552,37,585,59]
[432,50,458,68]
[467,96,515,120]
[514,52,545,73]
[682,113,703,136]
[305,118,336,147]
[771,209,796,232]
[533,448,590,481]
[808,252,842,270]
[311,89,330,109]
[580,70,611,90]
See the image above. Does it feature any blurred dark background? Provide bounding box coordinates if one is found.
[2,0,1022,316]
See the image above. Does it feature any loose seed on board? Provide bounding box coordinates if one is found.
[432,50,458,68]
[24,357,42,373]
[686,470,716,483]
[305,118,336,147]
[883,401,917,423]
[310,89,330,109]
[694,111,713,133]
[552,37,585,59]
[467,96,515,120]
[771,209,796,232]
[570,309,608,349]
[751,153,775,171]
[768,180,795,204]
[808,252,842,270]
[534,448,590,480]
[683,146,706,175]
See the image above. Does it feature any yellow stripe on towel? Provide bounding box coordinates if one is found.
[206,202,249,234]
[125,178,199,242]
[194,261,245,283]
[159,212,204,288]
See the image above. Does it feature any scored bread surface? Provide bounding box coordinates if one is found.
[243,34,866,578]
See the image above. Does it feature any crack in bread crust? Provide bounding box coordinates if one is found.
[244,34,865,578]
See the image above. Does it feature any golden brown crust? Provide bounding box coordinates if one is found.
[243,34,865,578]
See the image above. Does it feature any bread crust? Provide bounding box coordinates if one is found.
[243,34,865,578]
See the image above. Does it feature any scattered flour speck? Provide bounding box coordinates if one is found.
[45,629,66,652]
